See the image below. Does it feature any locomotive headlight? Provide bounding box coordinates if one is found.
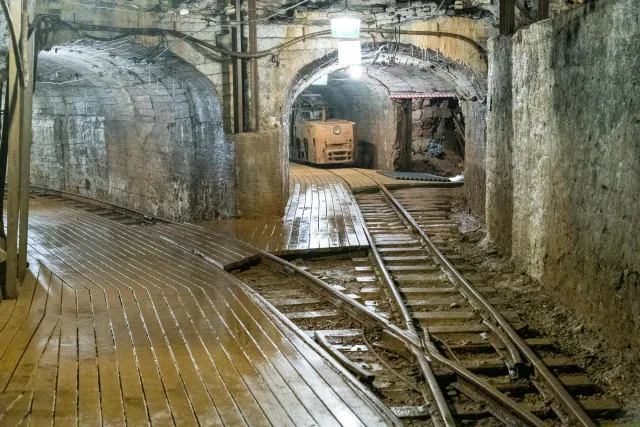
[333,126,342,135]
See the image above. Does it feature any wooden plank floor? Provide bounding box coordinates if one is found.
[199,163,370,255]
[0,196,398,426]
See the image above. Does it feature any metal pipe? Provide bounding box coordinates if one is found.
[377,183,596,427]
[248,0,259,131]
[1,0,25,87]
[538,0,549,20]
[232,0,244,133]
[499,0,515,35]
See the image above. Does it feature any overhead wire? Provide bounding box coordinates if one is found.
[40,16,487,62]
[1,0,26,87]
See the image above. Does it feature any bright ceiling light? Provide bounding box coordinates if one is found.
[338,40,361,66]
[331,18,360,38]
[349,65,362,79]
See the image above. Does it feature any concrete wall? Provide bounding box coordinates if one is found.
[31,41,235,221]
[234,130,285,218]
[486,0,640,359]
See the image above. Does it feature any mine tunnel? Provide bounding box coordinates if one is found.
[0,0,638,425]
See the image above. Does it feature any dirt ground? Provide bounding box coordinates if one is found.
[412,148,464,177]
[450,197,640,423]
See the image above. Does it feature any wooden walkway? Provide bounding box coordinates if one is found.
[0,196,398,426]
[200,164,453,255]
[200,164,370,255]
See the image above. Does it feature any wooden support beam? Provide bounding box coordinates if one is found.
[18,7,35,281]
[538,0,549,20]
[500,0,515,35]
[4,0,24,299]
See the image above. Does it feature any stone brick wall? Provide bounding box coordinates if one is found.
[485,0,640,360]
[31,40,235,221]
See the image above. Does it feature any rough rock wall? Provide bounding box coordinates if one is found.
[486,0,640,359]
[31,41,235,221]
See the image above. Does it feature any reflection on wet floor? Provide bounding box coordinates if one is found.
[0,196,397,426]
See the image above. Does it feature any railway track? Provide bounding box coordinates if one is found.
[32,188,624,426]
[353,185,622,425]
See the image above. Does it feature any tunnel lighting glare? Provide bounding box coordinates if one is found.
[338,40,362,66]
[312,75,328,85]
[331,18,361,38]
[349,65,362,79]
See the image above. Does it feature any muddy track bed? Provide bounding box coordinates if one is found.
[233,259,446,426]
[354,186,625,426]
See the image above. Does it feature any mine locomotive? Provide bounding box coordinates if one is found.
[290,95,355,166]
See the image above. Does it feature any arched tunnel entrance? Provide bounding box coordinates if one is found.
[31,39,233,221]
[282,45,486,211]
[290,66,464,174]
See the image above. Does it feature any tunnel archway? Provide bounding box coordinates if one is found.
[32,39,233,221]
[282,44,487,209]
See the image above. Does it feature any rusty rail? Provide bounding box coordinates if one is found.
[376,183,597,427]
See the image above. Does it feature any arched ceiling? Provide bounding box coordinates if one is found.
[32,39,234,220]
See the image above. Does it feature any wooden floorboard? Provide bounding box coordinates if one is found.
[197,163,368,256]
[0,196,396,426]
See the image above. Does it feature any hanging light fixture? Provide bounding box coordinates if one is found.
[331,17,361,38]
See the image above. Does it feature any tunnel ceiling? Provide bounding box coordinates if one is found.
[301,63,456,100]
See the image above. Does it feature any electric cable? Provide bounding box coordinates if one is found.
[41,16,487,62]
[1,0,26,87]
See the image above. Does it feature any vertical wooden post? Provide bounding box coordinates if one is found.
[403,98,412,172]
[18,4,35,281]
[500,0,515,35]
[538,0,549,21]
[4,0,24,298]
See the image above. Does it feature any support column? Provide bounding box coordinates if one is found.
[18,6,35,281]
[4,0,25,298]
[2,0,34,298]
[500,0,515,35]
[538,0,549,21]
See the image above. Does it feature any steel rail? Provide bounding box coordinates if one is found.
[350,191,456,427]
[169,222,551,426]
[240,281,404,427]
[40,182,557,425]
[377,183,596,427]
[30,185,169,223]
[350,183,548,427]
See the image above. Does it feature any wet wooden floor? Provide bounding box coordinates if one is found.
[200,164,370,255]
[0,196,398,426]
[199,163,431,255]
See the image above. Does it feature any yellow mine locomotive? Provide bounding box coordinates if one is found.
[290,96,355,165]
